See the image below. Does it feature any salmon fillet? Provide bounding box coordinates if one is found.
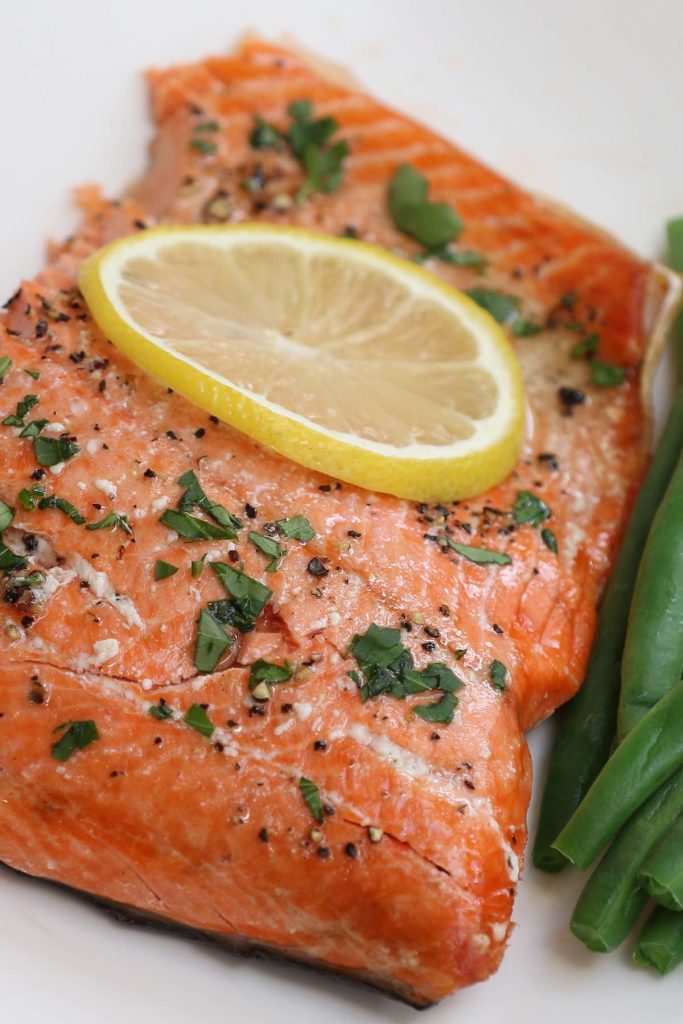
[0,39,678,1007]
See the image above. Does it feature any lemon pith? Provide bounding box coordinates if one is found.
[79,224,525,501]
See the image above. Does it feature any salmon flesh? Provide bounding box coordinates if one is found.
[0,38,678,1007]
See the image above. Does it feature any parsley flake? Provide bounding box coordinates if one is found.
[194,608,233,673]
[34,436,79,467]
[250,115,285,151]
[177,470,242,535]
[541,527,559,554]
[249,658,293,691]
[51,719,99,761]
[413,692,458,724]
[389,165,462,249]
[38,495,85,525]
[300,776,324,823]
[2,393,38,427]
[447,540,512,566]
[0,499,13,533]
[276,515,316,542]
[160,509,234,541]
[0,356,13,379]
[154,560,178,581]
[570,333,599,359]
[249,530,284,572]
[489,660,508,692]
[86,511,132,534]
[590,360,626,388]
[512,490,551,528]
[183,703,214,738]
[148,700,173,721]
[189,137,217,155]
[209,562,273,633]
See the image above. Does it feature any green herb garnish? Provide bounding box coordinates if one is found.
[388,165,462,249]
[209,561,272,633]
[183,703,214,738]
[541,527,558,553]
[51,719,99,761]
[348,623,464,715]
[512,319,542,337]
[465,288,519,323]
[195,120,219,133]
[249,658,293,690]
[413,692,458,724]
[2,393,38,427]
[0,545,26,571]
[194,608,233,672]
[34,436,79,467]
[191,556,206,578]
[189,137,217,155]
[249,530,284,572]
[489,660,508,692]
[446,540,512,566]
[512,490,551,528]
[37,495,86,525]
[250,115,285,151]
[23,369,40,380]
[19,419,48,439]
[276,515,316,542]
[0,499,13,533]
[415,245,487,269]
[300,776,324,823]
[160,509,234,541]
[590,360,626,388]
[86,511,132,534]
[154,560,178,581]
[148,701,173,721]
[0,356,13,379]
[570,333,599,359]
[177,470,242,534]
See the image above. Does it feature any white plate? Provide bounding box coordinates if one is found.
[0,2,680,1021]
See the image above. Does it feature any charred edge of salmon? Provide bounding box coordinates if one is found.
[0,861,434,1010]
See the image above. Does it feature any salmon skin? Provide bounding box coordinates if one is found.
[0,39,678,1007]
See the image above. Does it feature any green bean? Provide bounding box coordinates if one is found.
[618,449,683,737]
[533,364,683,871]
[570,767,683,951]
[638,812,683,910]
[533,219,683,872]
[553,678,683,869]
[633,905,683,975]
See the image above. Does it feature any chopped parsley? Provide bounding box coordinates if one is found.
[183,703,214,738]
[38,494,86,525]
[0,356,13,379]
[388,164,462,249]
[348,623,464,720]
[570,333,599,359]
[446,540,512,566]
[0,538,26,570]
[512,490,551,528]
[489,660,508,692]
[148,700,173,721]
[160,509,234,541]
[51,719,99,761]
[249,530,284,572]
[0,499,13,533]
[249,658,293,690]
[24,369,40,380]
[276,515,316,542]
[465,288,542,335]
[590,360,626,388]
[34,436,79,467]
[300,776,324,823]
[86,511,132,534]
[189,137,217,155]
[415,245,487,268]
[249,99,350,201]
[177,470,242,535]
[209,561,272,633]
[195,120,219,133]
[2,394,38,427]
[154,560,178,581]
[541,527,559,553]
[191,556,206,578]
[250,115,285,151]
[19,419,48,439]
[413,692,458,724]
[194,608,233,672]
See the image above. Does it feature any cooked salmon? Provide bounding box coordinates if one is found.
[0,39,678,1007]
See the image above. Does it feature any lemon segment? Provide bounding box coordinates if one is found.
[79,224,524,500]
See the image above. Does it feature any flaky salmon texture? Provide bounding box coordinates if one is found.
[0,39,678,1007]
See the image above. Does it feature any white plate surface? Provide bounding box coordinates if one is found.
[0,2,680,1021]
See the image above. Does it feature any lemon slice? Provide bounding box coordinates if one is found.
[80,224,524,500]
